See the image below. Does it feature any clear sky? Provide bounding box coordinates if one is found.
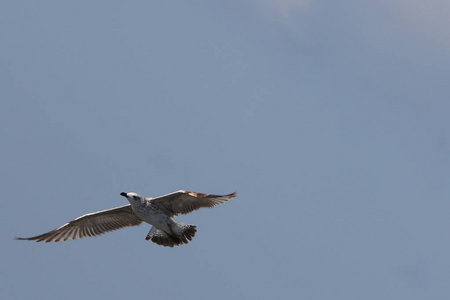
[2,1,449,299]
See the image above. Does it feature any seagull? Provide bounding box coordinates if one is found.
[14,190,236,247]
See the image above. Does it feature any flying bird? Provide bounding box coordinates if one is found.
[14,190,236,247]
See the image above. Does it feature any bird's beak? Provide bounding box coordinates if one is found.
[120,192,127,197]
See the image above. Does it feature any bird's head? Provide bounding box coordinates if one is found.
[120,192,145,204]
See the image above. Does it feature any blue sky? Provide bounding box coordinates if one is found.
[2,1,449,299]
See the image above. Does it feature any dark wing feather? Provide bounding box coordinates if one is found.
[14,205,143,242]
[152,190,237,217]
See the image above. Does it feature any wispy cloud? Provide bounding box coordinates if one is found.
[256,0,450,51]
[378,0,450,49]
[258,0,311,18]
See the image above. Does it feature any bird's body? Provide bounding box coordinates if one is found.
[14,190,236,247]
[127,194,172,233]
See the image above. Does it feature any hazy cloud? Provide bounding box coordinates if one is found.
[258,0,311,18]
[376,0,450,49]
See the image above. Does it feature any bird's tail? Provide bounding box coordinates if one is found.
[146,223,197,247]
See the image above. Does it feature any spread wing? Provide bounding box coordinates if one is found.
[152,190,237,217]
[14,205,143,242]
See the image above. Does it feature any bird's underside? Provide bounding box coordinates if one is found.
[145,223,198,247]
[14,190,236,247]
